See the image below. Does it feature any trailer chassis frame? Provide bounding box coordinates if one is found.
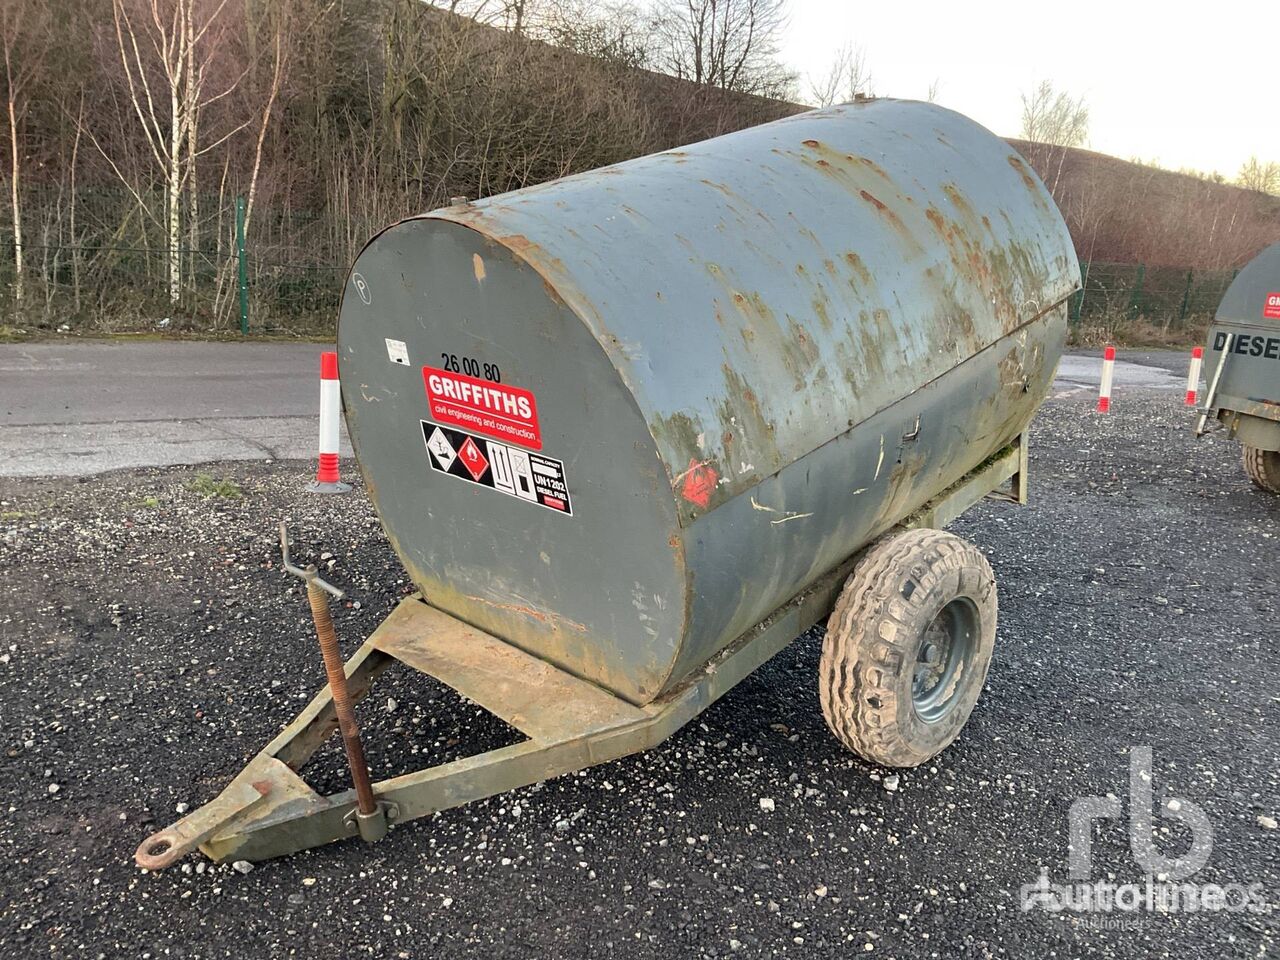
[136,434,1028,868]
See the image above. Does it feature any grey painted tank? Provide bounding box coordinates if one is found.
[1204,242,1280,449]
[337,99,1079,705]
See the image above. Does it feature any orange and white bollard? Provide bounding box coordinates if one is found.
[1185,346,1203,406]
[1096,345,1116,413]
[309,351,351,494]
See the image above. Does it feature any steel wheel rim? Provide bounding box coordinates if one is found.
[912,597,979,724]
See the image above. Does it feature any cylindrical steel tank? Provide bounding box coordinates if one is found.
[1204,241,1280,450]
[337,99,1079,705]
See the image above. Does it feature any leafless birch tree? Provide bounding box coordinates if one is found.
[1,0,48,308]
[107,0,250,304]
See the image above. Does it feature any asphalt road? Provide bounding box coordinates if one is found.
[0,342,349,476]
[0,341,1195,478]
[0,348,1276,958]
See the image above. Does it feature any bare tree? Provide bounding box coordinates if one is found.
[659,0,795,97]
[4,0,1274,335]
[1236,156,1280,195]
[243,6,288,240]
[1019,80,1089,201]
[1019,80,1088,147]
[432,0,538,31]
[808,43,872,107]
[926,77,940,103]
[538,0,656,70]
[106,0,250,305]
[0,0,48,309]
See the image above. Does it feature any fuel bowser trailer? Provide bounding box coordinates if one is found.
[138,99,1080,869]
[1195,242,1280,493]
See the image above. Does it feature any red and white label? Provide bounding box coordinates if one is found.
[457,436,489,480]
[1264,292,1280,320]
[423,366,542,450]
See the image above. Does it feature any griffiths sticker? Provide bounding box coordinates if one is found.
[423,366,541,450]
[422,420,572,515]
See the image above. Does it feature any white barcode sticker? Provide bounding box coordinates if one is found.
[385,338,410,365]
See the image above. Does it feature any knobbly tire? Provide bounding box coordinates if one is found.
[1242,445,1280,495]
[819,528,998,768]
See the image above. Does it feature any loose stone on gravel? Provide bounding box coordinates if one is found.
[1,357,1276,959]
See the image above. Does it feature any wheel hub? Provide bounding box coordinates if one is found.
[912,597,979,723]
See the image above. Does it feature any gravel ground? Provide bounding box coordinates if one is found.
[1,359,1277,958]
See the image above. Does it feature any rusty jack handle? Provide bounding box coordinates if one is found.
[280,523,388,841]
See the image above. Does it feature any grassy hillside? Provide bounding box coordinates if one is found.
[2,0,1275,340]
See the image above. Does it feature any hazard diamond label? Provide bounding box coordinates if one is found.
[457,436,488,480]
[680,458,718,509]
[425,426,457,471]
[421,420,572,516]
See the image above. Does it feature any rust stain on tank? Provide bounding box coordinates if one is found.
[853,312,888,385]
[920,203,1027,335]
[1006,154,1048,209]
[857,156,892,180]
[619,203,650,221]
[843,253,872,286]
[802,139,820,148]
[649,410,706,467]
[859,189,889,213]
[501,234,568,275]
[786,316,821,369]
[855,190,917,251]
[725,288,822,389]
[942,183,976,219]
[501,234,537,255]
[718,364,781,473]
[462,595,589,634]
[541,277,564,305]
[472,253,486,282]
[794,221,822,247]
[811,296,833,331]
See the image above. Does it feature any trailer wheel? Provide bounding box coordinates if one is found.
[819,528,997,768]
[1243,445,1280,494]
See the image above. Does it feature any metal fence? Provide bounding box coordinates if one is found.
[0,189,1245,336]
[0,188,348,335]
[1070,261,1237,328]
